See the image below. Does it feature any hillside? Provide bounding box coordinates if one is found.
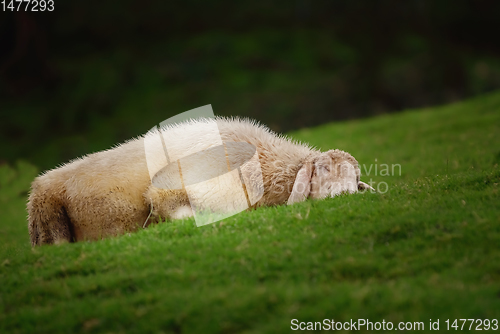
[1,92,499,333]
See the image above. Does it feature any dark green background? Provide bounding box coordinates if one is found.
[1,0,500,169]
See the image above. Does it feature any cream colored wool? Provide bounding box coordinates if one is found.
[27,117,372,245]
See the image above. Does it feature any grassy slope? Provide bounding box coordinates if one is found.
[0,92,499,333]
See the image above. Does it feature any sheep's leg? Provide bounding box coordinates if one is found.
[144,187,192,222]
[27,189,73,246]
[170,205,194,220]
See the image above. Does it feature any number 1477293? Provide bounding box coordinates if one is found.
[2,0,54,12]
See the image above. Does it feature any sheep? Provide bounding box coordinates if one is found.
[27,117,373,246]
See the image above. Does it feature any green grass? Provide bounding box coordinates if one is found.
[1,92,500,333]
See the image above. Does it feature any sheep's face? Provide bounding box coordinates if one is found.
[309,151,360,199]
[287,149,373,205]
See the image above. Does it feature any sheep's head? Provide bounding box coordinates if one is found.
[287,149,374,204]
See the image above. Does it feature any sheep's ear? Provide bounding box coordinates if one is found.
[358,181,375,192]
[287,162,314,205]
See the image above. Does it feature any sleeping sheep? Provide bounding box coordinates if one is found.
[27,117,373,246]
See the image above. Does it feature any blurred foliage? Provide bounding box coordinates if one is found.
[1,0,500,169]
